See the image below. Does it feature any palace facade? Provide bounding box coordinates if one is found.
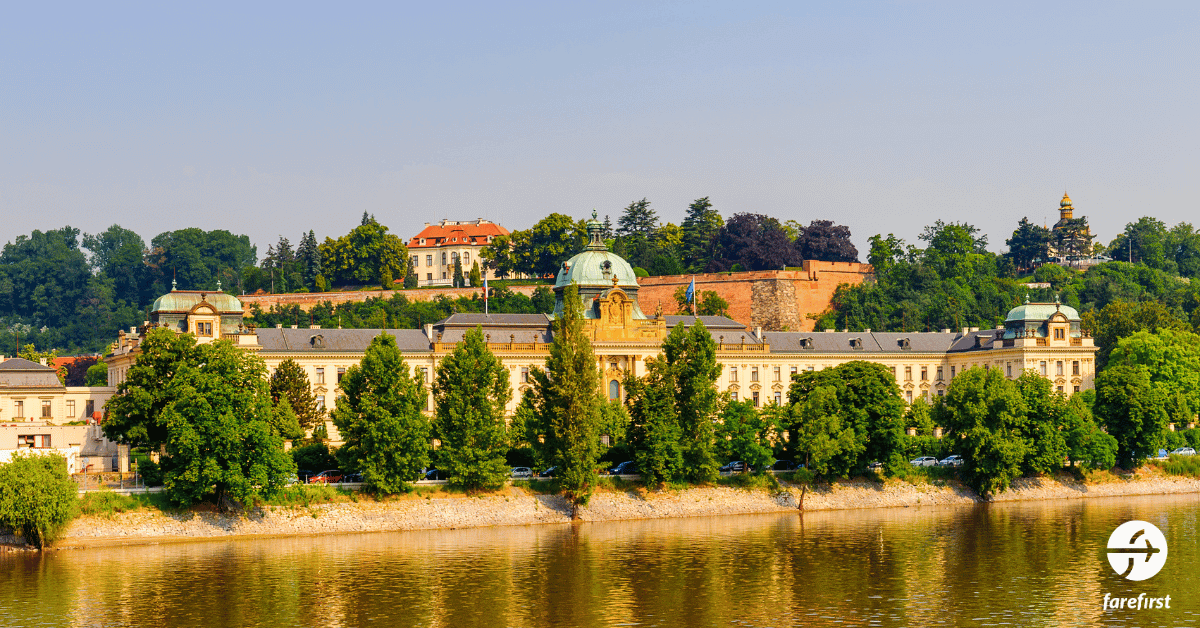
[109,214,1098,443]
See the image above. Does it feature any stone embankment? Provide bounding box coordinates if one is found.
[51,470,1200,548]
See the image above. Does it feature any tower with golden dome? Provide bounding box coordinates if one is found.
[1048,192,1095,264]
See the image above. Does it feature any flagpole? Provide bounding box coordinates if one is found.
[690,276,696,317]
[484,276,489,315]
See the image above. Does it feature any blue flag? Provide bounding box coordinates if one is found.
[685,277,695,303]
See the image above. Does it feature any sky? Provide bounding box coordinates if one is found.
[2,1,1198,260]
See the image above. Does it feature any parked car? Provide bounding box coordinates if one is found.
[1171,447,1197,456]
[1155,449,1169,460]
[309,470,343,484]
[770,460,797,472]
[909,456,938,467]
[424,468,448,481]
[720,461,753,473]
[538,466,558,478]
[866,461,884,471]
[938,455,964,468]
[342,472,363,483]
[297,469,316,483]
[609,461,639,475]
[511,467,533,479]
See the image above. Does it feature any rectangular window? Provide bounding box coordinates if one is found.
[66,400,75,417]
[905,391,913,404]
[441,252,447,265]
[938,389,945,397]
[950,365,956,378]
[411,255,418,268]
[1040,361,1048,376]
[17,435,34,448]
[85,400,94,418]
[1056,361,1064,376]
[774,366,781,382]
[752,391,760,407]
[1074,385,1080,393]
[751,367,759,382]
[790,366,798,376]
[1057,385,1064,393]
[920,366,928,381]
[426,273,432,281]
[1073,361,1080,376]
[1007,363,1012,378]
[315,368,325,384]
[774,392,782,405]
[420,367,429,382]
[730,367,738,382]
[196,322,213,336]
[425,255,433,267]
[936,366,943,381]
[521,367,529,383]
[316,395,325,410]
[730,391,738,402]
[442,272,447,280]
[337,367,346,383]
[41,400,51,418]
[904,366,912,381]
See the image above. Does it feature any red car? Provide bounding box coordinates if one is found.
[309,470,343,484]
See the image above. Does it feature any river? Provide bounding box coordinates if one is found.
[2,493,1198,627]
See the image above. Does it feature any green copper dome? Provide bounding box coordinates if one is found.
[151,290,244,313]
[1004,302,1080,322]
[554,210,639,290]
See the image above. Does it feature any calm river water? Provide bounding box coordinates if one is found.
[2,494,1198,627]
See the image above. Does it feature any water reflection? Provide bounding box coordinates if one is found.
[2,494,1198,627]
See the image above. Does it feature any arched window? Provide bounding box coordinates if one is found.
[608,380,620,400]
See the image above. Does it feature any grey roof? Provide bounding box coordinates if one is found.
[0,358,55,371]
[437,327,552,345]
[0,358,64,388]
[256,328,433,353]
[436,313,553,327]
[763,330,997,354]
[664,315,746,330]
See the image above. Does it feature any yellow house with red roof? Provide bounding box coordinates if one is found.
[407,218,517,286]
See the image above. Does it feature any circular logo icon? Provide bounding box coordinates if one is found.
[1107,520,1168,581]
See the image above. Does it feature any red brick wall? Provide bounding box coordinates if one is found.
[638,261,873,331]
[239,285,546,314]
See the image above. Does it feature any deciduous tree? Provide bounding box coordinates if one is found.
[332,333,430,494]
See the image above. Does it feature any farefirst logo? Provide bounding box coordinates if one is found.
[1102,520,1171,612]
[1107,520,1168,581]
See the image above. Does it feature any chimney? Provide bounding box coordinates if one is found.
[309,325,321,329]
[276,324,283,329]
[290,325,298,329]
[941,328,950,333]
[864,328,871,333]
[755,326,762,339]
[961,327,969,335]
[423,323,434,339]
[825,328,835,333]
[39,358,47,366]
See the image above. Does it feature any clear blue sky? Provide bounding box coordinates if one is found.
[2,1,1197,258]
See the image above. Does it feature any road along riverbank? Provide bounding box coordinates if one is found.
[42,468,1200,548]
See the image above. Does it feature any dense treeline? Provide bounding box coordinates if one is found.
[481,197,859,279]
[0,215,409,354]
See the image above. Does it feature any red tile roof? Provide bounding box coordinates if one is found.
[408,221,510,248]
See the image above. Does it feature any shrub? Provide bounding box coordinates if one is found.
[291,442,338,472]
[0,453,80,548]
[78,491,141,518]
[1156,455,1200,478]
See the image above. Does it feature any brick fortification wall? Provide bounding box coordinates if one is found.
[239,260,872,332]
[239,285,545,313]
[637,261,874,332]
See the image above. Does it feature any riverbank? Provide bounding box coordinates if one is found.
[35,466,1200,549]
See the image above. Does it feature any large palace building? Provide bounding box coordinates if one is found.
[108,214,1098,441]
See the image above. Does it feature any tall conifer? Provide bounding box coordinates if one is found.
[432,327,512,490]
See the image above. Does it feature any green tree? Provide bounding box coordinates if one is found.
[668,322,722,481]
[319,221,408,287]
[452,256,465,288]
[1014,372,1068,474]
[672,287,730,317]
[296,229,323,291]
[617,198,659,237]
[1106,328,1200,421]
[1094,364,1168,469]
[523,214,588,277]
[332,333,430,494]
[403,256,418,289]
[469,261,482,288]
[681,197,722,272]
[938,367,1029,497]
[717,400,776,474]
[102,329,296,507]
[269,359,324,432]
[1061,395,1117,471]
[145,228,256,297]
[82,224,147,307]
[1108,216,1173,272]
[85,361,108,387]
[432,327,512,491]
[624,359,683,485]
[1005,217,1052,272]
[525,285,602,511]
[0,453,78,548]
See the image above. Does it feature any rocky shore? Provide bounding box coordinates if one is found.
[45,470,1200,548]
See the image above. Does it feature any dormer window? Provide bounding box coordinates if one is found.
[800,337,814,349]
[900,338,911,350]
[850,338,863,350]
[310,335,325,349]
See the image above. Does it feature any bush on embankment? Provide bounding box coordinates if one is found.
[0,453,79,548]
